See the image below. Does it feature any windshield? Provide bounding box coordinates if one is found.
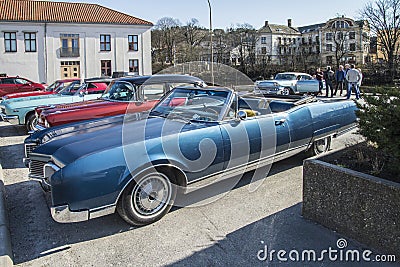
[101,81,136,101]
[150,88,230,122]
[275,73,297,80]
[45,81,60,92]
[57,82,84,96]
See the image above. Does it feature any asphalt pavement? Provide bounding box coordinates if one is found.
[0,118,397,266]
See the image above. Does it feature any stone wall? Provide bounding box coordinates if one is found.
[303,159,400,258]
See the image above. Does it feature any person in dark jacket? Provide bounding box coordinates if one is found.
[334,65,345,96]
[323,66,335,97]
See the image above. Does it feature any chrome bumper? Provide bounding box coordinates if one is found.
[51,204,116,223]
[0,112,19,124]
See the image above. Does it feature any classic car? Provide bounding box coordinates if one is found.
[2,78,80,100]
[254,72,321,95]
[0,76,46,97]
[26,86,357,226]
[35,75,205,129]
[0,78,110,131]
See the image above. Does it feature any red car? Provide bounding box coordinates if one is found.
[36,75,205,129]
[2,78,79,100]
[0,76,46,97]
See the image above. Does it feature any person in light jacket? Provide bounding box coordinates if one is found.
[345,64,361,100]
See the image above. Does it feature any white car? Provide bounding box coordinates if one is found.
[255,72,321,95]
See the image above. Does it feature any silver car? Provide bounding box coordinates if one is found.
[255,72,321,95]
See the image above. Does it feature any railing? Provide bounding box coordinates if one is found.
[60,47,80,57]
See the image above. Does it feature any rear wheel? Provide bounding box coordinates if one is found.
[308,136,331,156]
[117,170,177,226]
[282,88,290,95]
[25,113,37,132]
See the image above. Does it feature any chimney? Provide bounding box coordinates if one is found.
[288,19,292,27]
[264,21,269,27]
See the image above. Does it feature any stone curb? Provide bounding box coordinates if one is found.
[0,162,13,266]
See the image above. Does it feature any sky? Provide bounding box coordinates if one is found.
[58,0,371,29]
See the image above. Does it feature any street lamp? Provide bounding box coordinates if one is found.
[207,0,214,85]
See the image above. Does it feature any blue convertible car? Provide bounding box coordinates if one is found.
[27,87,357,226]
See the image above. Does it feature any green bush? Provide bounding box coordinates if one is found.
[356,88,400,175]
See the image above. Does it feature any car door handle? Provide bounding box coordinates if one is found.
[275,119,286,126]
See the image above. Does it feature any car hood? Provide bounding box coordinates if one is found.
[2,94,70,109]
[31,115,185,166]
[42,99,107,115]
[3,91,50,99]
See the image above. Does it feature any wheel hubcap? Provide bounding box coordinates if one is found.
[132,174,171,216]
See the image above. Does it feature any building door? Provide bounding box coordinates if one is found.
[61,61,80,79]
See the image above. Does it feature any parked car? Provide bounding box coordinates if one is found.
[26,86,357,226]
[0,76,46,97]
[255,72,321,95]
[2,78,80,100]
[35,75,205,130]
[0,78,110,131]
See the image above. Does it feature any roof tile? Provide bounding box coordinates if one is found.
[0,0,153,25]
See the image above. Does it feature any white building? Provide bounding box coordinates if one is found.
[256,17,370,67]
[0,0,153,83]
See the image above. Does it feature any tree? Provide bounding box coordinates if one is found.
[181,18,207,62]
[360,0,400,80]
[331,27,349,68]
[154,17,182,65]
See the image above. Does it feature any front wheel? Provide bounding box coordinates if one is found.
[117,170,176,226]
[25,113,37,132]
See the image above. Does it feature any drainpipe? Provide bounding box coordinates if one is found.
[44,22,48,82]
[141,32,144,75]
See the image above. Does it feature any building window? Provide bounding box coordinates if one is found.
[326,56,333,64]
[24,33,36,52]
[349,32,356,39]
[308,37,312,44]
[316,35,319,43]
[129,59,139,73]
[128,35,138,51]
[337,32,344,40]
[332,20,350,29]
[101,60,112,76]
[293,38,296,44]
[277,37,282,44]
[350,43,356,51]
[261,37,267,44]
[261,47,267,54]
[4,32,17,52]
[326,33,333,41]
[326,44,333,52]
[60,34,79,57]
[100,34,111,51]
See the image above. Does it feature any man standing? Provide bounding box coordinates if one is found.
[345,64,361,100]
[324,66,335,97]
[334,65,345,96]
[315,68,324,95]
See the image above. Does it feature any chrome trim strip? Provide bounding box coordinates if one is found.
[187,143,310,190]
[51,205,89,223]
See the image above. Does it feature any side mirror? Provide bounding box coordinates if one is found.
[237,110,247,120]
[79,90,85,97]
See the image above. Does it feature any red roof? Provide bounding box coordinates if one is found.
[0,0,153,26]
